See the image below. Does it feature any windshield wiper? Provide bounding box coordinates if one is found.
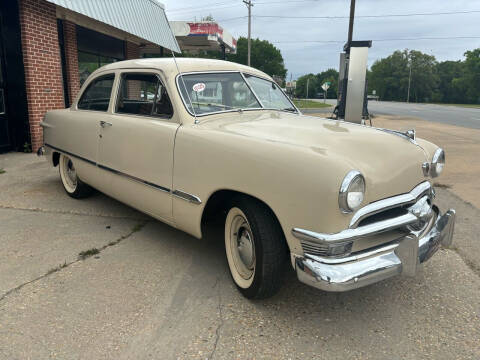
[282,107,297,113]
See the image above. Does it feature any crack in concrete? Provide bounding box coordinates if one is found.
[208,276,225,360]
[0,204,146,220]
[0,220,148,304]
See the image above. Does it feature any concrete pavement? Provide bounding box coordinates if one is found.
[1,152,479,359]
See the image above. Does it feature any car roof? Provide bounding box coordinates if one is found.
[96,58,272,80]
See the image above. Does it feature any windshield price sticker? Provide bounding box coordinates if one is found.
[192,83,206,92]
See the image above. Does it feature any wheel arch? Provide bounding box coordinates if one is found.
[201,189,288,247]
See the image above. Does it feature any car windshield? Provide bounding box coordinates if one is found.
[177,72,296,116]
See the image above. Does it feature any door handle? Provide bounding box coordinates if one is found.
[100,121,112,128]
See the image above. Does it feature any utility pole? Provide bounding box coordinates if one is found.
[347,0,356,47]
[306,78,310,100]
[407,55,412,103]
[243,0,253,66]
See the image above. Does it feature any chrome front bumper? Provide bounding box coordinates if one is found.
[295,207,455,292]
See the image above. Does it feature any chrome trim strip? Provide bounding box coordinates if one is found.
[45,144,170,193]
[240,72,264,108]
[349,181,431,228]
[378,128,418,145]
[172,190,202,204]
[292,213,417,244]
[97,164,170,193]
[45,143,96,166]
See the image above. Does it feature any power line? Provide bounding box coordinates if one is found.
[215,16,248,22]
[166,1,237,12]
[253,10,480,19]
[271,36,480,44]
[166,0,322,12]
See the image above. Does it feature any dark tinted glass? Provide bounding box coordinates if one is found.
[77,74,114,111]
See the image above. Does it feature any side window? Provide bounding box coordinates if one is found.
[77,74,114,111]
[116,73,173,118]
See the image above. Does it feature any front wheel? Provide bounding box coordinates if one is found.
[224,197,287,299]
[59,154,93,199]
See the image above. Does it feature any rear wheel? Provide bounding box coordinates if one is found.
[59,154,93,199]
[224,196,287,299]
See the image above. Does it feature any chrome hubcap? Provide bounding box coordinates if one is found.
[61,156,77,191]
[230,214,255,280]
[237,226,255,269]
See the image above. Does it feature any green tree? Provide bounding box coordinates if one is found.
[369,50,409,101]
[433,60,464,103]
[316,68,339,99]
[294,73,318,98]
[368,49,439,102]
[226,37,287,80]
[452,49,480,104]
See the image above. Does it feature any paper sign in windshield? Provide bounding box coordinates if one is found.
[192,83,206,92]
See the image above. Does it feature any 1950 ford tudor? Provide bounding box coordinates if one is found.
[39,58,455,299]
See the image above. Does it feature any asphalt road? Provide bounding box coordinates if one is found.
[1,153,479,359]
[304,100,480,129]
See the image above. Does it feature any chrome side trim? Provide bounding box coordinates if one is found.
[45,144,170,193]
[292,212,417,244]
[172,190,202,204]
[45,143,96,166]
[349,181,431,228]
[97,164,170,193]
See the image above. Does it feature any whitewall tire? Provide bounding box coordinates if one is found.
[58,154,93,199]
[224,196,287,299]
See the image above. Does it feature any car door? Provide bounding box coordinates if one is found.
[44,73,115,190]
[97,70,179,223]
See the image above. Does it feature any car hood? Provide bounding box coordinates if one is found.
[200,110,431,201]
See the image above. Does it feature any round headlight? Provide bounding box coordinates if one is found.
[339,170,365,213]
[431,148,445,178]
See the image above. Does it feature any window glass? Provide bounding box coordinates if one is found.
[77,74,114,111]
[78,51,119,86]
[244,75,294,110]
[116,73,173,118]
[178,72,260,115]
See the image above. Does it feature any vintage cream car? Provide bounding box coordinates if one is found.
[39,58,455,299]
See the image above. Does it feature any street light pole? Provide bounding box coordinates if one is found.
[243,0,253,66]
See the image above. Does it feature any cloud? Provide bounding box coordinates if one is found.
[165,0,480,79]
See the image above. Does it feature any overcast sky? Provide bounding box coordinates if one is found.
[164,0,480,79]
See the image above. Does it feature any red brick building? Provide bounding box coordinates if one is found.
[0,0,179,152]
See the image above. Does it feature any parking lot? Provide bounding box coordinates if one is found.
[1,117,480,359]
